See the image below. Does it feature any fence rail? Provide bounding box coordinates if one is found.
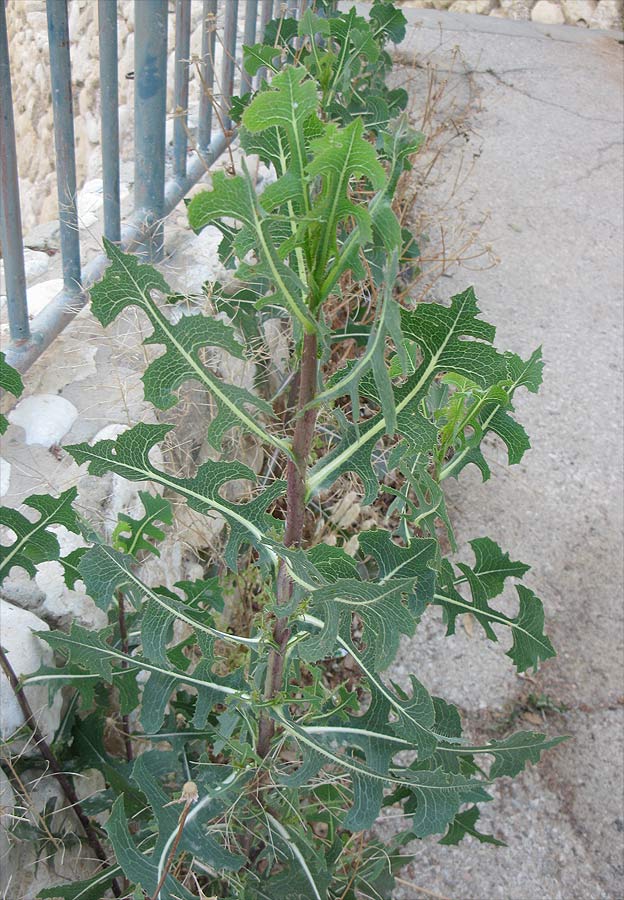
[0,0,336,373]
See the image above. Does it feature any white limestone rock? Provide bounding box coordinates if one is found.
[561,0,597,24]
[8,394,78,448]
[25,278,63,318]
[0,458,11,498]
[450,0,496,11]
[589,0,623,28]
[34,526,106,631]
[531,0,566,23]
[0,600,62,749]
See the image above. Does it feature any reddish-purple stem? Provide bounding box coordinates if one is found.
[257,332,318,757]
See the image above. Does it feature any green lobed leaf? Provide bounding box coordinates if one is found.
[439,805,506,846]
[65,423,285,569]
[131,753,244,873]
[439,347,544,480]
[0,487,80,582]
[308,288,505,502]
[90,240,283,453]
[300,576,418,672]
[276,710,489,835]
[0,351,23,435]
[105,795,195,900]
[434,542,555,673]
[111,490,172,558]
[187,168,316,335]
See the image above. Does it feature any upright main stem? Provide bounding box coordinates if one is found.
[257,331,318,757]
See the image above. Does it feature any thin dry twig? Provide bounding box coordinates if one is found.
[0,645,122,898]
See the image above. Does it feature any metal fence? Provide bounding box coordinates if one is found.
[0,0,336,373]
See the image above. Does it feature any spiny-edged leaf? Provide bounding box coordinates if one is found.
[308,288,505,502]
[71,712,144,813]
[329,9,380,94]
[301,576,417,672]
[434,560,555,673]
[105,796,195,900]
[480,731,568,779]
[439,806,506,846]
[458,537,530,599]
[243,42,282,77]
[505,346,544,393]
[358,528,437,605]
[403,768,492,839]
[90,239,280,452]
[24,662,100,710]
[308,253,404,434]
[65,423,285,569]
[439,347,543,481]
[0,351,23,435]
[263,15,299,49]
[386,446,456,550]
[317,119,422,302]
[307,543,360,581]
[187,169,316,335]
[0,487,80,582]
[78,544,256,670]
[242,66,317,168]
[381,113,424,197]
[300,673,439,811]
[438,731,568,781]
[40,623,246,716]
[264,814,331,900]
[37,866,121,900]
[112,490,172,558]
[308,117,386,263]
[132,753,244,871]
[59,546,88,589]
[276,711,488,834]
[370,0,408,44]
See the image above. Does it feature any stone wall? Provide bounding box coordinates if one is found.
[5,0,224,232]
[5,0,622,234]
[399,0,623,28]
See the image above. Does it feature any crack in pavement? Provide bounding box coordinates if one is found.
[481,68,623,124]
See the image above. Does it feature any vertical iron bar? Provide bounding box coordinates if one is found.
[255,0,275,85]
[47,0,81,295]
[0,0,29,342]
[173,0,191,181]
[134,0,168,260]
[240,0,258,95]
[221,0,239,131]
[261,0,273,34]
[198,0,218,151]
[98,0,120,243]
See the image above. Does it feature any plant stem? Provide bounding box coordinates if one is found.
[258,332,318,757]
[149,800,193,900]
[0,645,122,898]
[116,590,134,764]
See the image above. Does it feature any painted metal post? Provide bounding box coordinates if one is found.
[221,0,239,132]
[240,0,258,96]
[198,0,218,151]
[47,0,81,296]
[98,0,121,243]
[0,0,29,343]
[134,0,168,260]
[173,0,191,181]
[261,0,274,34]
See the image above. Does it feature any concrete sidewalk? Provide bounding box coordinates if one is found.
[375,6,623,898]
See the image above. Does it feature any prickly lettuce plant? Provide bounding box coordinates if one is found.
[0,5,564,899]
